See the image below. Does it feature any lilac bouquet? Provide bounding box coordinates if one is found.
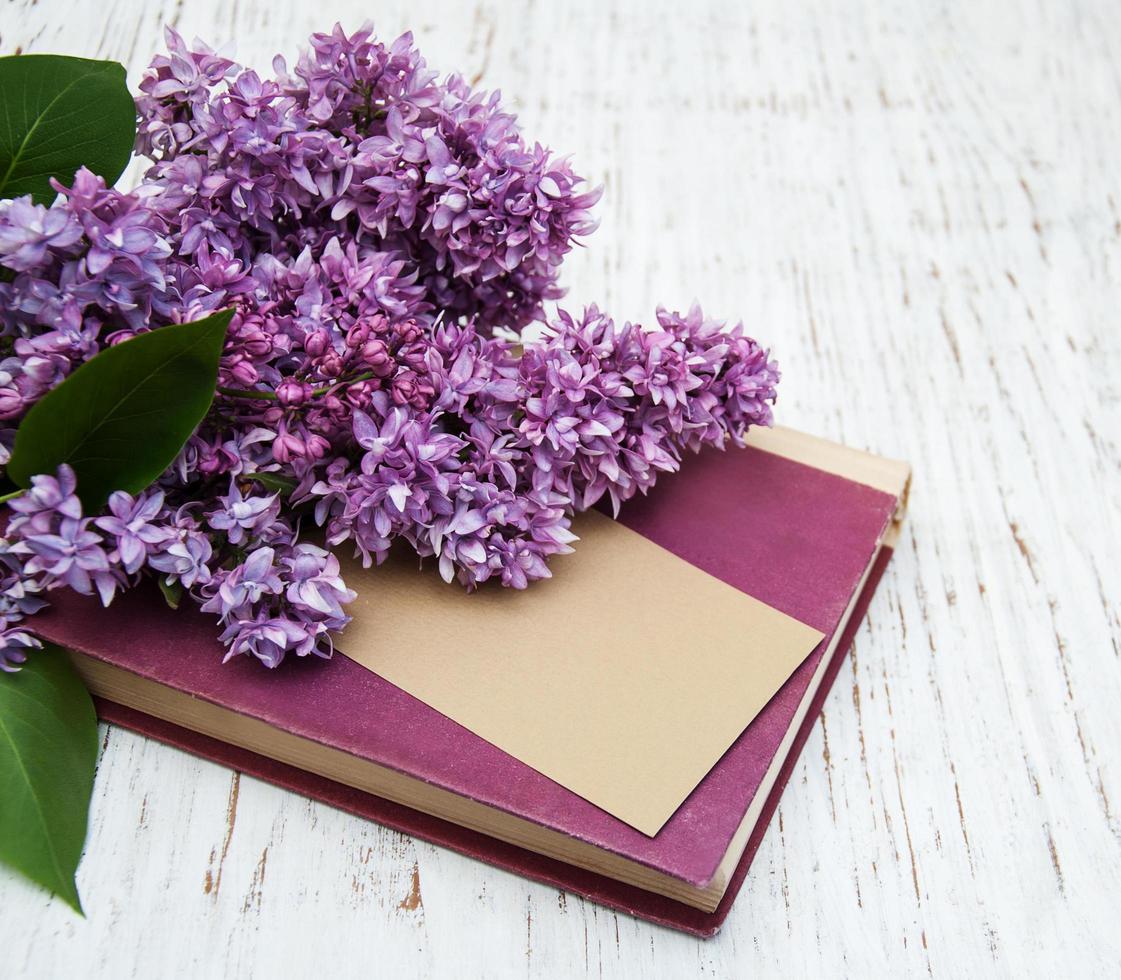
[0,25,780,673]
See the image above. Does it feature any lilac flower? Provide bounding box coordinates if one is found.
[95,489,170,573]
[13,516,120,606]
[219,609,331,668]
[0,545,45,672]
[0,564,48,622]
[0,627,41,673]
[147,518,214,588]
[6,464,83,535]
[281,543,355,624]
[206,482,280,545]
[135,26,237,155]
[200,546,282,618]
[0,197,83,271]
[85,213,168,283]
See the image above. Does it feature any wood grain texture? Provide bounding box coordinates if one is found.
[1,0,1119,975]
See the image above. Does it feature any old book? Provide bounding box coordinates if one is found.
[31,426,909,936]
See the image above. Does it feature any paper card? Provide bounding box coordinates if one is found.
[337,510,824,837]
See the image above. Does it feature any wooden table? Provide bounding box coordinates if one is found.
[3,0,1119,975]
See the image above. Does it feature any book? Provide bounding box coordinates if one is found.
[29,426,909,936]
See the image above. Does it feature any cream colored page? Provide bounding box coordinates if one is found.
[337,510,823,837]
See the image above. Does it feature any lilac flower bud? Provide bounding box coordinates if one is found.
[360,338,392,373]
[304,433,331,459]
[318,350,344,378]
[272,430,306,463]
[0,387,24,419]
[229,358,259,386]
[345,323,371,349]
[275,379,311,407]
[305,328,331,357]
[104,328,141,346]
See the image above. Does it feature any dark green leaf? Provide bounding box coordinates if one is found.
[0,54,136,204]
[7,310,234,511]
[249,471,297,496]
[157,576,183,610]
[0,644,98,913]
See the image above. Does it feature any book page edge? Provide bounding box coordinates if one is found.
[747,425,911,506]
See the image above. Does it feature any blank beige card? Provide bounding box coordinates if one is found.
[338,510,823,836]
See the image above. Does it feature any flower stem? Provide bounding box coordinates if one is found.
[0,488,24,505]
[217,385,277,401]
[217,370,377,403]
[311,370,375,397]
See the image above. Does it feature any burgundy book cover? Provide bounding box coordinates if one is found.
[30,442,903,936]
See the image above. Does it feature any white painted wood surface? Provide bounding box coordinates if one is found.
[2,0,1119,975]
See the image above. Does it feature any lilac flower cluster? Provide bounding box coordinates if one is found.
[0,24,779,669]
[0,170,176,432]
[0,465,354,669]
[136,23,600,332]
[305,304,780,589]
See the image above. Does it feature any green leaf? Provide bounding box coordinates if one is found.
[7,310,234,511]
[157,576,183,610]
[0,54,136,204]
[0,644,98,913]
[249,471,297,496]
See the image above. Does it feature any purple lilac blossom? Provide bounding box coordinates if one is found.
[206,482,281,545]
[219,611,329,668]
[5,467,121,606]
[0,628,41,672]
[0,539,48,671]
[95,489,170,573]
[0,23,779,668]
[136,24,599,334]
